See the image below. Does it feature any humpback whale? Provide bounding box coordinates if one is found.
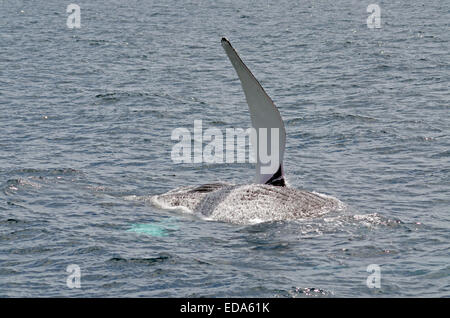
[151,38,344,224]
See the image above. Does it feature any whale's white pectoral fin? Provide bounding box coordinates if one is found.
[221,37,286,186]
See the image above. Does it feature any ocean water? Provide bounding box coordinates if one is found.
[0,0,449,297]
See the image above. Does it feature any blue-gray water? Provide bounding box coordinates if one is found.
[1,0,449,297]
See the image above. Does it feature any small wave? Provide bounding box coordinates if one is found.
[3,178,42,195]
[7,168,79,176]
[330,112,378,123]
[431,150,450,158]
[275,286,334,298]
[107,254,173,265]
[349,213,403,227]
[0,218,22,224]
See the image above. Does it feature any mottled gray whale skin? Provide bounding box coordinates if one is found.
[151,183,344,224]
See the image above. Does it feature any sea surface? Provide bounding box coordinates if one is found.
[0,0,449,297]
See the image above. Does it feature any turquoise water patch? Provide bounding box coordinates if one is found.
[126,218,179,237]
[127,223,168,237]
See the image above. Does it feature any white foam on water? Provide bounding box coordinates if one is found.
[150,195,195,215]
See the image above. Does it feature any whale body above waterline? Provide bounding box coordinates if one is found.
[150,38,344,224]
[151,183,344,225]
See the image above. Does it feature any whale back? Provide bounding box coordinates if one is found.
[151,183,343,224]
